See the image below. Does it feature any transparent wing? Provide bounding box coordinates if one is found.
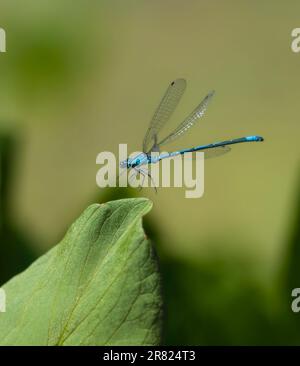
[143,78,186,153]
[184,145,231,160]
[202,145,231,159]
[157,90,215,147]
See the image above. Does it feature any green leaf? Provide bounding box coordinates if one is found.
[0,198,162,345]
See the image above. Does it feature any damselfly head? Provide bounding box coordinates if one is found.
[120,157,138,169]
[120,159,128,169]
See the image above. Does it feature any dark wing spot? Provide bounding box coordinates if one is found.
[171,81,175,86]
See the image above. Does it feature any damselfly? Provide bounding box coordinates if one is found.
[120,79,264,189]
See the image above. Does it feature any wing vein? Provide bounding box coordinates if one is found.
[158,90,215,147]
[143,78,186,152]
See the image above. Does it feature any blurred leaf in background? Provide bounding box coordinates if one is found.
[161,254,278,345]
[275,169,300,345]
[0,133,36,285]
[284,169,300,293]
[0,2,105,116]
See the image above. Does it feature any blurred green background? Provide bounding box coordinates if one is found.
[1,0,300,345]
